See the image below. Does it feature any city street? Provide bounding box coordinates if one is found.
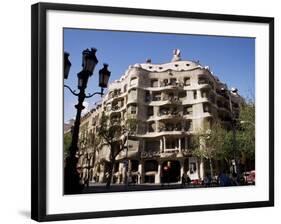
[81,183,204,194]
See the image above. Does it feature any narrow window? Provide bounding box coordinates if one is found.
[184,77,190,86]
[130,77,137,86]
[130,105,137,114]
[147,106,154,117]
[193,90,197,99]
[151,79,158,87]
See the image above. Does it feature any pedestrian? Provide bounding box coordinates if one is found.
[219,170,231,186]
[181,173,186,187]
[186,174,191,186]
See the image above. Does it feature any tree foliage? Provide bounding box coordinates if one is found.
[193,123,229,160]
[97,112,137,188]
[236,101,255,160]
[192,122,232,176]
[191,100,255,176]
[64,132,72,160]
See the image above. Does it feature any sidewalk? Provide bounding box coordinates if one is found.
[81,182,203,194]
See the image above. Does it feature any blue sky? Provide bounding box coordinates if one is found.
[64,28,255,123]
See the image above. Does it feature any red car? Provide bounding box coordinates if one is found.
[243,170,255,185]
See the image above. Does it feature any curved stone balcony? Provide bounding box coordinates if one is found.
[140,151,160,159]
[142,130,189,138]
[127,97,138,105]
[106,91,126,103]
[110,105,126,114]
[157,113,183,121]
[147,98,182,106]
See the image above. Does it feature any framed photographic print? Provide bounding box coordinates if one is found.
[31,2,274,222]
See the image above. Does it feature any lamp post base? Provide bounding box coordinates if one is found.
[64,156,83,194]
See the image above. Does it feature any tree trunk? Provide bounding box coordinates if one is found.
[106,158,115,189]
[209,158,214,178]
[106,162,113,189]
[199,157,204,179]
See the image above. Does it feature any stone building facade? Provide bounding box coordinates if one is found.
[71,50,243,185]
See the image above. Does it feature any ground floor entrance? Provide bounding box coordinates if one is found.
[161,160,181,183]
[91,156,201,185]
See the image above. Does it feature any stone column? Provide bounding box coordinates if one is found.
[156,121,159,133]
[138,162,143,184]
[199,158,204,180]
[160,138,163,152]
[117,163,122,184]
[99,164,104,183]
[178,138,182,153]
[128,159,132,183]
[180,160,184,183]
[155,163,161,184]
[122,162,126,184]
[163,136,166,152]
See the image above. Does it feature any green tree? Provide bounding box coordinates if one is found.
[193,122,232,177]
[64,132,72,162]
[236,101,255,170]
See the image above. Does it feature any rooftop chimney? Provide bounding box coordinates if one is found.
[171,49,181,62]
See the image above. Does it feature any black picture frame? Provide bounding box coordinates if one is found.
[31,2,274,222]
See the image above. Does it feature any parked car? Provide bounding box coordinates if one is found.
[242,170,255,185]
[191,179,202,186]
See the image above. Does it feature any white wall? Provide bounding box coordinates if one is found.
[0,0,279,223]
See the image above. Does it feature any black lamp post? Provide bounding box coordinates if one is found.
[64,48,111,194]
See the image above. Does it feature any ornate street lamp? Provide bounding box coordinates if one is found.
[99,64,111,95]
[82,48,98,74]
[64,48,111,194]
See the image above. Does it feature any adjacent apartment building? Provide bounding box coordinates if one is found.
[68,50,244,185]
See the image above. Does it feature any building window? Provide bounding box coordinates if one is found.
[198,76,208,85]
[179,91,187,99]
[123,84,127,92]
[152,92,161,101]
[131,160,139,172]
[170,78,177,85]
[184,105,193,115]
[145,91,150,102]
[163,79,168,86]
[148,122,156,132]
[201,89,209,98]
[189,162,197,174]
[144,160,158,170]
[130,105,137,114]
[151,79,158,87]
[128,88,136,93]
[168,92,174,100]
[193,90,197,99]
[147,106,154,117]
[130,77,137,86]
[186,120,193,131]
[166,138,178,149]
[203,103,210,112]
[184,77,190,86]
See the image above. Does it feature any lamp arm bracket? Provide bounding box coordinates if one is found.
[85,88,104,98]
[64,84,79,96]
[85,92,103,98]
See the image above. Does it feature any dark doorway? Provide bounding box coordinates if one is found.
[144,160,158,183]
[161,160,181,183]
